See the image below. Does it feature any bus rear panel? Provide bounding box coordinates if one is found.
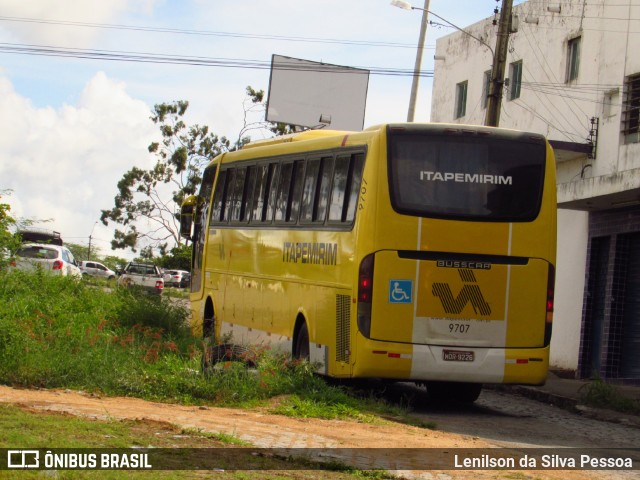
[354,124,556,387]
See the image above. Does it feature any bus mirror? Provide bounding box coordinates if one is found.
[180,196,197,240]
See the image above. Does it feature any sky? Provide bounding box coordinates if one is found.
[0,0,512,260]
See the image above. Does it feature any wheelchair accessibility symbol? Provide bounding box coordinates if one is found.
[389,280,413,304]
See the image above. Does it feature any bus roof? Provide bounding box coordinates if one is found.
[241,129,352,150]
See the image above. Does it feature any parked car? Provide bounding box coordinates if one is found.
[117,262,164,296]
[10,243,82,278]
[163,269,190,288]
[79,261,116,280]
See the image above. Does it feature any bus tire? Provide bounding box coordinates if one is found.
[426,381,482,403]
[201,343,257,373]
[293,321,310,361]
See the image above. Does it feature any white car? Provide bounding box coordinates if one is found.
[11,243,82,278]
[79,261,116,280]
[163,269,190,288]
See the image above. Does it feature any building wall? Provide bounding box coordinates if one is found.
[431,0,640,197]
[430,0,640,378]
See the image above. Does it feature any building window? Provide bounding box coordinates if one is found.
[509,61,523,100]
[455,81,468,118]
[482,70,491,109]
[622,73,640,144]
[566,36,581,82]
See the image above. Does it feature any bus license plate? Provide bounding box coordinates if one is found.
[442,349,474,362]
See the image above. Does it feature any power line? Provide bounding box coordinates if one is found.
[506,90,587,142]
[516,20,590,138]
[522,83,630,108]
[0,15,437,50]
[0,42,434,77]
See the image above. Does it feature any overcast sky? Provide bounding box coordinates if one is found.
[0,0,511,259]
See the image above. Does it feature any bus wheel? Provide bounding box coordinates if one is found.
[426,381,482,403]
[293,322,310,361]
[201,343,258,373]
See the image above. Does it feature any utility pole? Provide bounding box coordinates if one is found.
[484,0,513,127]
[88,221,97,261]
[407,0,430,122]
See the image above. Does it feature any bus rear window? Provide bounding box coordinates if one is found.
[388,129,546,221]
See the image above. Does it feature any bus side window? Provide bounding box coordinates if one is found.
[264,163,280,223]
[242,166,257,223]
[328,155,350,223]
[314,156,334,223]
[229,167,248,222]
[211,169,229,224]
[223,168,237,222]
[197,166,216,224]
[251,164,268,223]
[288,160,305,222]
[345,153,365,222]
[275,162,293,223]
[300,158,320,223]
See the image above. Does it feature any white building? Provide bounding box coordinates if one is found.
[431,0,640,381]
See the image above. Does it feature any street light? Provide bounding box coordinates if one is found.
[391,0,495,59]
[392,0,509,127]
[391,0,430,122]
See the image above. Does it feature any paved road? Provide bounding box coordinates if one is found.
[411,387,640,449]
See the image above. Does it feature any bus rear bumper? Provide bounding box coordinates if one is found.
[353,340,549,385]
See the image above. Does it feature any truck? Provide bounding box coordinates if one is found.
[116,262,164,296]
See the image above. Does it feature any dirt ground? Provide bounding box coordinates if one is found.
[0,385,632,479]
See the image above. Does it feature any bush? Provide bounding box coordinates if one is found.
[0,271,192,391]
[0,271,323,404]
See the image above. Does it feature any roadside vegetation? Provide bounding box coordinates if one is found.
[0,270,412,424]
[579,378,640,415]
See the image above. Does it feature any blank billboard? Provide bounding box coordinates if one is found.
[266,55,369,131]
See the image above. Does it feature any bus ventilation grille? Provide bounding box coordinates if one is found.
[336,294,351,363]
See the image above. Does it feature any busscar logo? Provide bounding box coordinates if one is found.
[432,269,492,316]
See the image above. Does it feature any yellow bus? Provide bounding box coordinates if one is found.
[180,123,556,402]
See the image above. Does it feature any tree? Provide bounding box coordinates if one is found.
[101,255,129,272]
[146,244,192,271]
[0,191,20,270]
[0,190,46,270]
[161,244,192,271]
[65,242,90,263]
[101,88,296,258]
[244,86,297,137]
[100,101,237,253]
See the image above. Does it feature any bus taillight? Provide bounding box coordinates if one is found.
[544,265,555,347]
[357,254,374,338]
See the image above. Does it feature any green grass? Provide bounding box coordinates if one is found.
[579,377,640,415]
[0,270,419,424]
[0,403,394,479]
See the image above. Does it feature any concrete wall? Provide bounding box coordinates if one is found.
[552,209,588,371]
